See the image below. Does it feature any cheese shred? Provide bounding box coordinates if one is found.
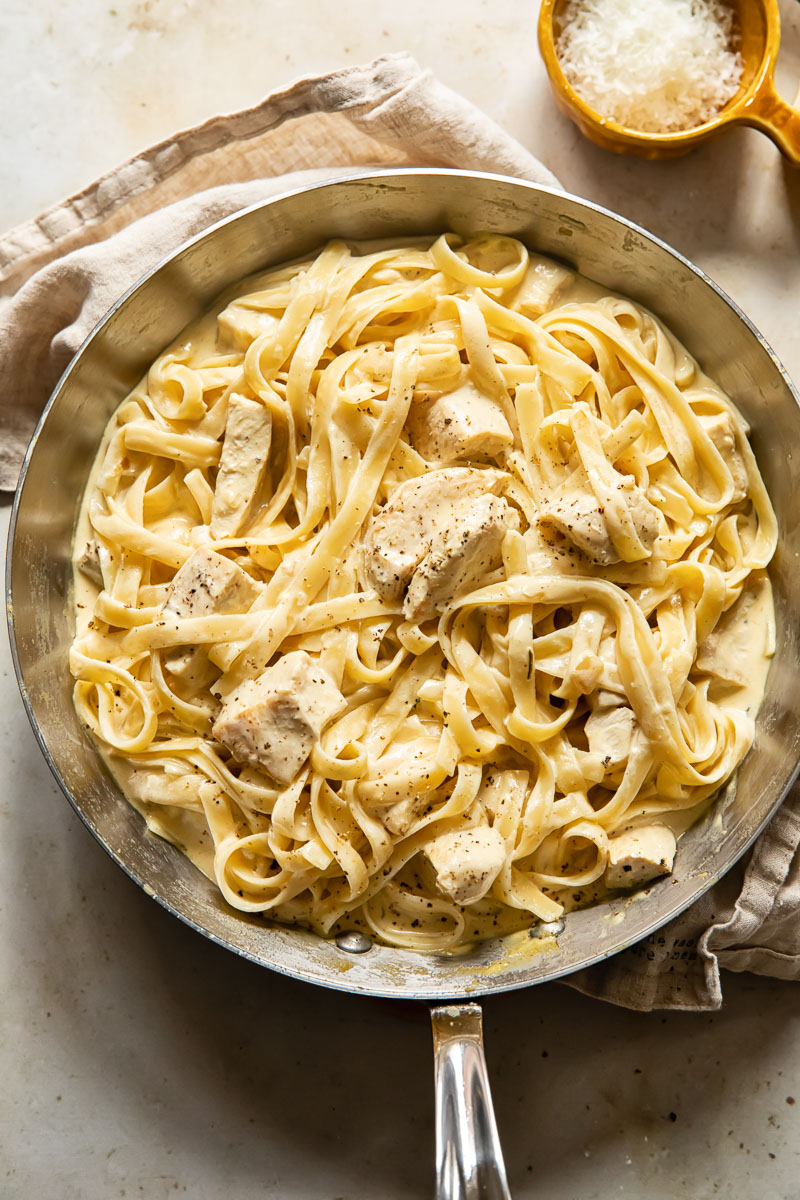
[555,0,743,134]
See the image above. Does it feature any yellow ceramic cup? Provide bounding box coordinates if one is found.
[538,0,800,163]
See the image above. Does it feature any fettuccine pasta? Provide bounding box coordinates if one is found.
[71,234,776,951]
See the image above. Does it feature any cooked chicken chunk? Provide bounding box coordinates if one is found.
[605,825,677,889]
[540,476,659,565]
[585,705,636,769]
[163,644,219,692]
[404,493,519,621]
[698,410,748,502]
[478,770,529,822]
[510,255,574,316]
[363,467,503,603]
[477,771,528,847]
[75,538,109,587]
[212,650,346,784]
[358,723,444,833]
[210,393,272,538]
[218,305,280,353]
[696,577,770,688]
[589,687,627,711]
[406,380,513,462]
[425,826,507,905]
[163,547,260,618]
[384,793,434,836]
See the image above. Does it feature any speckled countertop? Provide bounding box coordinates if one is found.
[2,3,800,1197]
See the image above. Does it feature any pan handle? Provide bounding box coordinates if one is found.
[430,1001,512,1200]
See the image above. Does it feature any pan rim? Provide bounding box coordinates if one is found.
[7,166,800,1000]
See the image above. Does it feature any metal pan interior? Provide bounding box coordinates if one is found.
[8,168,800,999]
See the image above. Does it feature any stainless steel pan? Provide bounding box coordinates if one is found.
[8,170,800,1198]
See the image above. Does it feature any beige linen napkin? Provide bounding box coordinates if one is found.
[0,51,558,491]
[3,51,799,1011]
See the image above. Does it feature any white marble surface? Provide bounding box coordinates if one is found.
[3,2,800,1197]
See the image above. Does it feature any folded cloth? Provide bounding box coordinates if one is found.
[0,51,558,492]
[3,51,798,1011]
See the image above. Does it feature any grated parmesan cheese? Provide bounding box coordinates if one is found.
[555,0,743,134]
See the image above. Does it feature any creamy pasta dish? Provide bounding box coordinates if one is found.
[71,234,776,951]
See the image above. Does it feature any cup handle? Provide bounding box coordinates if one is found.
[737,75,800,166]
[430,1002,512,1200]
